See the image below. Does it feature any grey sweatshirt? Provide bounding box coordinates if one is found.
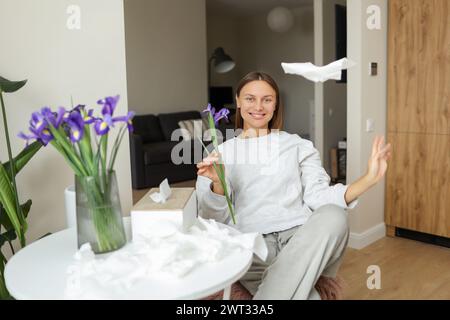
[195,130,358,234]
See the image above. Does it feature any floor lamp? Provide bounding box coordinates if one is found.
[208,47,235,101]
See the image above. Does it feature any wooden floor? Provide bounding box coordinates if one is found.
[133,180,450,300]
[338,236,450,299]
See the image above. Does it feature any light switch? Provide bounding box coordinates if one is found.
[370,62,378,76]
[366,118,375,132]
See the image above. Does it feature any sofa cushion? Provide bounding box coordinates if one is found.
[158,111,201,141]
[143,141,180,165]
[178,118,212,141]
[133,114,165,143]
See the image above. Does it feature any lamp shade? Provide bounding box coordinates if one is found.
[211,47,235,73]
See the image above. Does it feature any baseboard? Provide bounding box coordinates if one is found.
[396,227,450,249]
[348,223,386,250]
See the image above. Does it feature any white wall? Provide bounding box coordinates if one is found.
[322,0,347,174]
[124,0,208,115]
[207,4,315,137]
[347,0,388,248]
[313,0,324,151]
[0,0,132,255]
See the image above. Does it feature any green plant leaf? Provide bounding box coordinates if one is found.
[20,199,32,219]
[0,162,24,244]
[0,229,16,248]
[0,204,11,231]
[0,76,27,93]
[0,200,31,230]
[0,253,11,299]
[0,201,31,252]
[3,141,42,180]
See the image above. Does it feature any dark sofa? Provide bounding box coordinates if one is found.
[130,110,236,189]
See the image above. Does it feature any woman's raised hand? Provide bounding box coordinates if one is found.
[196,151,222,184]
[366,135,392,185]
[343,135,392,205]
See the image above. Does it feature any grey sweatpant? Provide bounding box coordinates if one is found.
[239,204,350,300]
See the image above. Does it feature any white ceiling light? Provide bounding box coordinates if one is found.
[267,6,294,33]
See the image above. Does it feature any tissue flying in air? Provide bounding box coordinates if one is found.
[281,58,356,83]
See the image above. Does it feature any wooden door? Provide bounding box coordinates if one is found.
[386,0,450,237]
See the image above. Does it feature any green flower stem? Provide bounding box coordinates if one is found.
[73,148,125,253]
[94,139,102,177]
[0,92,26,246]
[100,135,108,186]
[206,113,235,223]
[55,127,86,175]
[197,137,236,224]
[207,114,220,150]
[47,124,88,176]
[50,141,83,176]
[78,173,126,253]
[79,127,95,175]
[212,162,236,224]
[108,125,127,172]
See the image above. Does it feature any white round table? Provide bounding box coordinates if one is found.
[4,218,253,300]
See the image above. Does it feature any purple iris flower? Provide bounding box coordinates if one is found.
[83,109,96,125]
[17,132,37,147]
[40,128,54,145]
[214,108,230,124]
[63,111,70,122]
[55,107,66,127]
[20,96,131,148]
[61,105,84,123]
[29,126,53,146]
[112,111,135,132]
[41,106,65,128]
[94,114,113,136]
[97,95,120,116]
[202,103,215,116]
[26,110,54,145]
[72,104,85,112]
[202,103,230,125]
[29,111,47,134]
[66,111,85,142]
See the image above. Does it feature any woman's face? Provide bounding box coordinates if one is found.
[236,80,277,131]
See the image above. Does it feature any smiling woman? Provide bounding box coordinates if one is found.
[195,70,392,300]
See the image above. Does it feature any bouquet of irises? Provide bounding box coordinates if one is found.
[198,104,236,224]
[19,95,134,253]
[18,95,133,178]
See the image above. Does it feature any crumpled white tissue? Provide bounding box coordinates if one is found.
[64,217,268,299]
[281,58,356,83]
[149,178,172,203]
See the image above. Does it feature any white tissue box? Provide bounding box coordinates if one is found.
[131,187,197,241]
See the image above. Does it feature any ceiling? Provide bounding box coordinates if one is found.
[207,0,313,17]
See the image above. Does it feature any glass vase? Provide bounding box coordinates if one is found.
[75,170,126,254]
